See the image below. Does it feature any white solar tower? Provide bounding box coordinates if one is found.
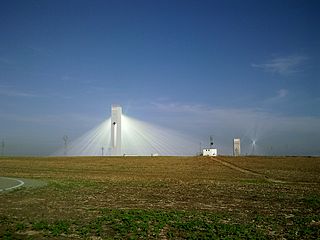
[233,138,241,156]
[111,105,122,156]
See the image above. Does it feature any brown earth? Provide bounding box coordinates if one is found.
[0,156,319,239]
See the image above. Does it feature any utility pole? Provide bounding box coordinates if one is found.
[101,147,104,156]
[63,135,69,156]
[1,140,4,156]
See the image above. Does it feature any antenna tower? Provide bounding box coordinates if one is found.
[210,136,214,148]
[63,135,69,156]
[1,140,4,156]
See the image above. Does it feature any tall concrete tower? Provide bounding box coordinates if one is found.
[111,105,122,156]
[233,138,241,156]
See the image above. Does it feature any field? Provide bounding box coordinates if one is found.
[0,156,319,239]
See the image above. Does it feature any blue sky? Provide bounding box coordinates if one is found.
[0,0,319,155]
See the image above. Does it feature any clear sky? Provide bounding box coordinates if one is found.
[0,0,319,155]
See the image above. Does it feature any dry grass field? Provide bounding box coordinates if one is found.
[0,156,319,239]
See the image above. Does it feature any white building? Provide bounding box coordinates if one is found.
[202,148,217,156]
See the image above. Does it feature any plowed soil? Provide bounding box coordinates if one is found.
[0,156,319,239]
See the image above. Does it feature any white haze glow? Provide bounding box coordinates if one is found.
[54,114,200,156]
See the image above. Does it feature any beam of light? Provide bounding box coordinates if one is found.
[53,114,200,156]
[53,118,111,156]
[121,114,199,156]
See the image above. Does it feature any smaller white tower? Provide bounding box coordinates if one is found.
[233,138,241,156]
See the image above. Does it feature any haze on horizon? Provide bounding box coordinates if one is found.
[0,0,319,156]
